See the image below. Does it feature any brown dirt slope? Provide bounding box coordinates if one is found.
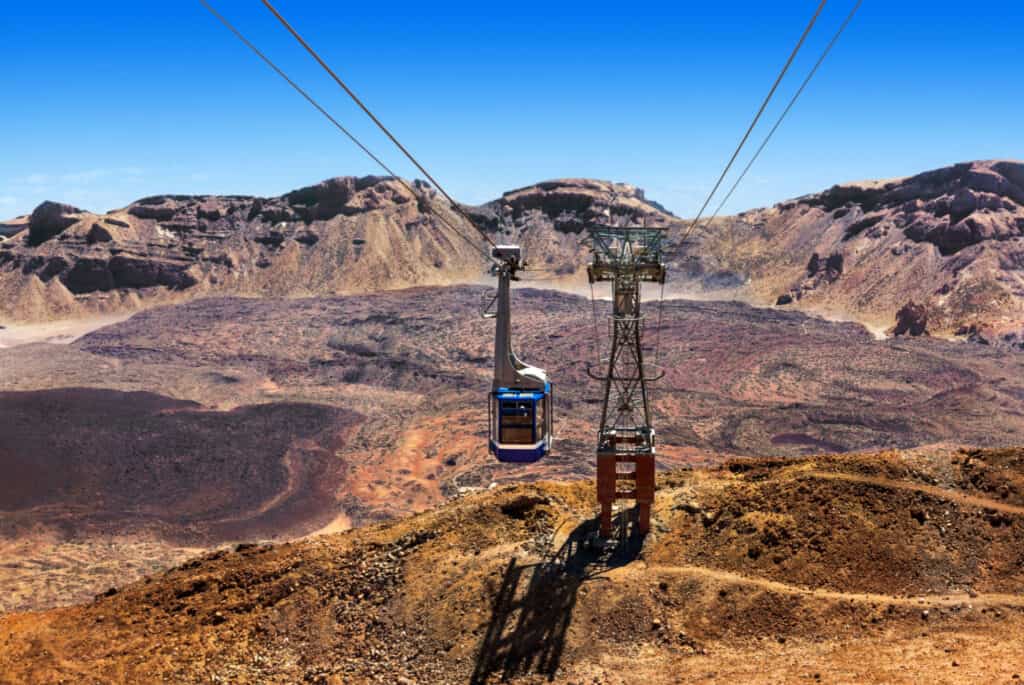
[2,446,1023,684]
[0,387,360,545]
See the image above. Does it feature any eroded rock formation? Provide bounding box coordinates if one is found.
[686,160,1024,340]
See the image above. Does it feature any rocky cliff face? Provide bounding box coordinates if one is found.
[0,176,678,323]
[0,176,492,322]
[679,160,1024,340]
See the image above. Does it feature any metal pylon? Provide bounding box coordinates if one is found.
[587,224,665,537]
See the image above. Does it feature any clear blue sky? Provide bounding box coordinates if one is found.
[3,1,1022,219]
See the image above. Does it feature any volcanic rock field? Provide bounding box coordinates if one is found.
[3,285,1024,613]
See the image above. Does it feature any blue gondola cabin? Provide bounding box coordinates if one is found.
[489,385,552,463]
[486,244,554,464]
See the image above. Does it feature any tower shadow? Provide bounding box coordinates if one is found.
[470,509,644,684]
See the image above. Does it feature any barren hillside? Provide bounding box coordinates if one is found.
[0,177,491,322]
[682,160,1024,340]
[2,447,1023,684]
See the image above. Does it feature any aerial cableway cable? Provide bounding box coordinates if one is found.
[680,0,829,245]
[260,0,498,252]
[701,0,863,228]
[197,0,495,264]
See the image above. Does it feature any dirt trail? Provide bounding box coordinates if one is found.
[803,470,1024,515]
[0,313,133,348]
[620,563,1024,607]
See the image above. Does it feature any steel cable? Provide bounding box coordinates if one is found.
[650,278,666,410]
[260,0,498,251]
[589,280,604,375]
[198,0,495,263]
[680,0,829,245]
[703,0,863,225]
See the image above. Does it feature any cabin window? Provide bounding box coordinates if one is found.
[499,399,535,444]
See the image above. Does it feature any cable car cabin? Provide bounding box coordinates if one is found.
[489,385,552,463]
[486,244,554,464]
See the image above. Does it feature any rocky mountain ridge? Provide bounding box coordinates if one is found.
[686,159,1024,341]
[0,176,494,322]
[3,161,1023,341]
[0,176,673,323]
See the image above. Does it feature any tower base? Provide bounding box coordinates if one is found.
[596,451,655,538]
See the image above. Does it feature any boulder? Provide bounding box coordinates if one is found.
[197,203,223,221]
[295,231,319,246]
[825,253,844,275]
[87,223,114,244]
[948,188,979,222]
[893,302,929,337]
[254,231,285,248]
[128,200,178,221]
[286,177,357,222]
[27,201,83,246]
[806,253,820,275]
[258,205,300,224]
[806,252,843,279]
[36,256,68,282]
[922,215,1005,256]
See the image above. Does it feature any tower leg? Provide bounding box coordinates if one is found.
[596,451,655,537]
[634,454,655,536]
[597,453,617,538]
[600,501,613,538]
[636,503,651,535]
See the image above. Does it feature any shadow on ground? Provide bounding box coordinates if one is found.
[471,510,644,683]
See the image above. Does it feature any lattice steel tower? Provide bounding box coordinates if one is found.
[587,224,666,537]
